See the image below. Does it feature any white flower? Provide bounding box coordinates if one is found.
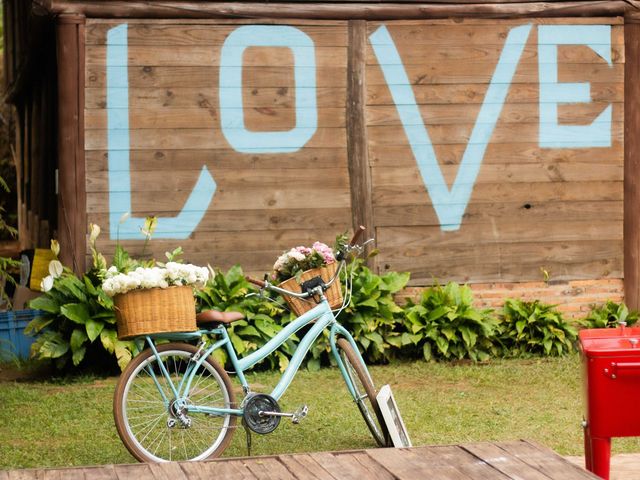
[101,263,209,297]
[48,260,64,279]
[41,275,54,293]
[119,212,131,224]
[89,223,101,244]
[50,239,60,257]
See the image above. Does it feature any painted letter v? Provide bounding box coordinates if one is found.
[369,24,532,231]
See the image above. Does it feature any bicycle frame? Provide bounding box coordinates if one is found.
[141,293,368,418]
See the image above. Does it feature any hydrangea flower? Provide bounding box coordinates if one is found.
[102,263,209,297]
[272,241,336,283]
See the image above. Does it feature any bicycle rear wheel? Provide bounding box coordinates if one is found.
[114,342,236,462]
[336,338,389,447]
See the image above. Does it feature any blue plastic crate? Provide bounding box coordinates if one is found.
[0,309,42,360]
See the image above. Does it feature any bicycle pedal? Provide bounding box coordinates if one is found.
[291,405,308,424]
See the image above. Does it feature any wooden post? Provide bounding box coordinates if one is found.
[625,22,640,310]
[346,20,374,263]
[56,14,86,273]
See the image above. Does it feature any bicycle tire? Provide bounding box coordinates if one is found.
[336,338,390,447]
[113,342,237,462]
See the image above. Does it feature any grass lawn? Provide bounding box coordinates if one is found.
[1,354,639,469]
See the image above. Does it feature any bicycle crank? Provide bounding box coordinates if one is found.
[243,393,281,434]
[260,405,309,424]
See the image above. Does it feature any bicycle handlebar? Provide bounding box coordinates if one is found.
[246,276,266,288]
[245,226,366,301]
[350,225,366,246]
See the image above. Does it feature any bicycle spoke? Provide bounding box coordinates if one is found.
[115,345,236,462]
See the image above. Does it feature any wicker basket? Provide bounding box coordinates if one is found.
[278,262,343,316]
[114,286,197,340]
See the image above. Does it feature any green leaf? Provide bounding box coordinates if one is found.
[100,328,118,353]
[236,326,261,338]
[254,317,277,337]
[57,276,88,303]
[386,335,403,348]
[356,298,379,309]
[72,346,86,366]
[28,296,60,314]
[435,336,449,356]
[24,315,54,335]
[427,306,448,322]
[115,341,133,371]
[86,318,105,342]
[441,327,456,341]
[61,303,90,325]
[37,331,69,359]
[70,328,88,352]
[276,351,289,373]
[230,333,246,354]
[381,271,410,293]
[83,276,98,296]
[423,342,432,361]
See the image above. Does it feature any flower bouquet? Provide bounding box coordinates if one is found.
[103,262,209,340]
[272,241,343,316]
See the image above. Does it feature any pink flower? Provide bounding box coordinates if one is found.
[312,242,335,264]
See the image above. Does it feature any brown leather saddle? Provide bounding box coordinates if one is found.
[195,309,245,326]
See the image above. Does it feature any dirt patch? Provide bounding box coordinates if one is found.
[0,362,53,382]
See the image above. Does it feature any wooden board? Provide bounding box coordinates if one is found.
[84,19,350,270]
[364,18,623,285]
[2,442,601,479]
[83,17,624,286]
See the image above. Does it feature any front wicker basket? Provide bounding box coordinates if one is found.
[278,262,343,316]
[114,286,197,340]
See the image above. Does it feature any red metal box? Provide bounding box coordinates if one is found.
[579,327,640,479]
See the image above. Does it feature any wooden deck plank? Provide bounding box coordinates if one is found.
[82,466,117,480]
[497,441,600,480]
[462,442,554,480]
[113,464,155,480]
[2,443,604,480]
[336,451,395,480]
[365,446,478,480]
[147,463,189,480]
[310,452,383,480]
[198,459,258,480]
[277,454,339,480]
[242,457,297,480]
[42,470,82,480]
[7,470,45,480]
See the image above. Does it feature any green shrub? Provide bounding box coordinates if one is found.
[195,265,294,371]
[499,299,577,357]
[580,300,638,329]
[26,263,137,371]
[0,174,19,307]
[404,282,500,362]
[336,260,410,364]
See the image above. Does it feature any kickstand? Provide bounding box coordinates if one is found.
[242,419,252,457]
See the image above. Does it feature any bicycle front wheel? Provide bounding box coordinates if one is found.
[336,338,389,447]
[114,343,236,462]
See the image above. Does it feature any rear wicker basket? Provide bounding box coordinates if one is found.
[114,286,197,340]
[278,262,343,316]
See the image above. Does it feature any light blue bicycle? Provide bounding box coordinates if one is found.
[113,228,391,462]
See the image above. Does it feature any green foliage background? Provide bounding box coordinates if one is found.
[25,256,637,373]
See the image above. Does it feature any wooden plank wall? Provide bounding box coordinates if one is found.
[83,17,623,284]
[367,18,623,284]
[84,20,351,272]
